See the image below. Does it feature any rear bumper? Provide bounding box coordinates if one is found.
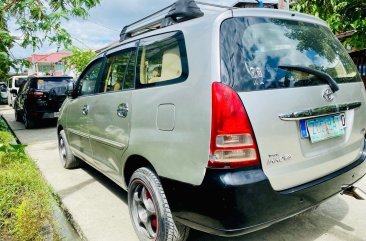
[26,103,63,120]
[162,140,366,237]
[27,110,60,119]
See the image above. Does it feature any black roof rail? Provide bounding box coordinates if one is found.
[119,0,287,42]
[161,0,204,27]
[119,0,233,42]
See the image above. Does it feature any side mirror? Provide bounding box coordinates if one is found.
[66,82,75,97]
[10,89,18,95]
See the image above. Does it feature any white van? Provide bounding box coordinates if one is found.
[7,76,28,106]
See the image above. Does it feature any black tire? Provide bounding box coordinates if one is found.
[128,168,190,241]
[58,130,80,169]
[15,110,21,122]
[23,111,36,129]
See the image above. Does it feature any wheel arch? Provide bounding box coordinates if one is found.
[57,124,64,134]
[123,155,157,187]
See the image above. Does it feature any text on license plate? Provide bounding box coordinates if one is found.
[300,114,346,143]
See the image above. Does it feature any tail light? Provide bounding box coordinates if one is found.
[209,82,260,169]
[27,91,43,99]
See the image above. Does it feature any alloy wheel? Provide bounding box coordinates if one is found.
[59,137,67,164]
[130,182,158,240]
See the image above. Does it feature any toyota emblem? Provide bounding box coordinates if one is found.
[322,88,334,102]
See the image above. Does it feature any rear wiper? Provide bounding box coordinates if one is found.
[278,65,339,93]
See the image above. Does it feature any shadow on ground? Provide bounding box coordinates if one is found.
[77,160,355,241]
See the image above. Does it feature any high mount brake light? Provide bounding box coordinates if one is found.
[209,82,260,169]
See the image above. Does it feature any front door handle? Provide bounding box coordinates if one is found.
[117,103,129,118]
[82,105,89,115]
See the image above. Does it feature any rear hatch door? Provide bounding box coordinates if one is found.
[31,77,72,111]
[221,14,366,191]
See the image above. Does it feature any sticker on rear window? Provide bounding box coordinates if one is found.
[37,79,45,90]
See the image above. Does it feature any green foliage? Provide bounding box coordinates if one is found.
[64,46,96,74]
[292,0,366,49]
[0,117,8,131]
[0,125,60,240]
[0,0,100,77]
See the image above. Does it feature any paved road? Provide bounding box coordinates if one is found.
[1,104,366,241]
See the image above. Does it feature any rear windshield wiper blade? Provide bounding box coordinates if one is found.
[278,65,340,93]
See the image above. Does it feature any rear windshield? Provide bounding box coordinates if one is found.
[30,77,73,91]
[220,17,361,92]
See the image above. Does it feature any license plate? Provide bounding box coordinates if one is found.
[54,112,60,118]
[300,114,346,143]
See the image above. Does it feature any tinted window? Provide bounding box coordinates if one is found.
[100,48,136,93]
[136,32,188,88]
[15,78,27,87]
[221,17,361,92]
[78,60,103,96]
[30,77,73,91]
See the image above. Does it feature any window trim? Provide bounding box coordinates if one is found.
[74,57,106,98]
[96,46,138,95]
[135,31,189,90]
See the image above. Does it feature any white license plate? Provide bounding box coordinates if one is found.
[306,114,346,143]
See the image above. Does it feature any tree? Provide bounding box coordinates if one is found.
[64,46,96,75]
[292,0,366,49]
[0,0,100,79]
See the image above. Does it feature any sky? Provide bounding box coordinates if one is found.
[9,0,239,60]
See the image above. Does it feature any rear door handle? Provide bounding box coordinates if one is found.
[82,105,89,115]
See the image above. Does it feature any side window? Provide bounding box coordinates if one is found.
[124,50,136,90]
[100,48,136,93]
[78,60,103,96]
[136,32,188,88]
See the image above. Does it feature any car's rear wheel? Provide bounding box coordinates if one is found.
[23,111,36,129]
[58,130,80,169]
[128,168,190,241]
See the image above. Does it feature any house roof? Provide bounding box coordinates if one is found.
[27,52,71,63]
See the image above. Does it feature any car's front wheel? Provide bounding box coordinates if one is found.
[14,110,21,122]
[58,130,80,169]
[128,168,190,241]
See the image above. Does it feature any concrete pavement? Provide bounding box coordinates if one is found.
[1,104,366,241]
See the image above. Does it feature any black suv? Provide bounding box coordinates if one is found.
[14,76,73,128]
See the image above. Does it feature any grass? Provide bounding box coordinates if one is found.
[0,117,61,241]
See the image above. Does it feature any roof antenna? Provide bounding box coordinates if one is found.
[162,0,204,27]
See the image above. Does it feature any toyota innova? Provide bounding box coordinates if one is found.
[57,1,366,240]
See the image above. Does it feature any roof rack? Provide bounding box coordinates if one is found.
[119,0,288,42]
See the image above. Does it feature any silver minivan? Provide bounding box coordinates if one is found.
[57,1,366,240]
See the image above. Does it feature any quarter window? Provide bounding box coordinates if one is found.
[136,32,188,88]
[78,60,103,96]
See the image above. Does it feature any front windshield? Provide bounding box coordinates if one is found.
[220,17,361,92]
